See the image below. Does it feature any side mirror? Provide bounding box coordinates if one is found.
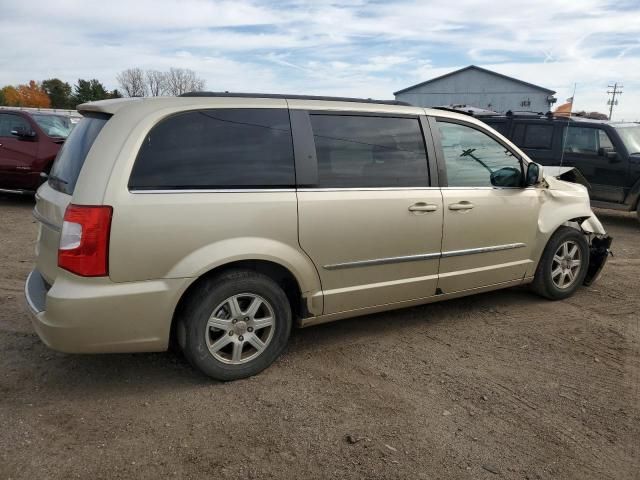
[525,162,541,186]
[598,147,618,162]
[490,166,523,187]
[10,126,36,138]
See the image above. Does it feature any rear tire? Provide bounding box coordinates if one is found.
[531,227,589,300]
[179,270,292,381]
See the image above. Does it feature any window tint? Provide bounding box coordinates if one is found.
[49,114,109,194]
[564,127,613,155]
[493,122,509,136]
[437,121,523,188]
[512,123,526,144]
[523,124,554,149]
[0,114,30,137]
[598,130,614,150]
[484,119,509,136]
[309,115,428,188]
[129,109,294,189]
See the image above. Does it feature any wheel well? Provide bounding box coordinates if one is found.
[169,260,304,349]
[564,217,589,232]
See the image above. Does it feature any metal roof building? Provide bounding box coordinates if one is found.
[394,65,557,113]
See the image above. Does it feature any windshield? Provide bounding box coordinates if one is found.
[48,113,110,194]
[616,125,640,154]
[32,114,76,138]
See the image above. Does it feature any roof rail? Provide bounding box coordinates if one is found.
[179,91,412,106]
[504,110,555,120]
[0,105,81,116]
[433,106,476,116]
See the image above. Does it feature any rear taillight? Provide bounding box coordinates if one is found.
[58,205,113,277]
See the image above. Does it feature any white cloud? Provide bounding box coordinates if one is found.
[0,0,638,119]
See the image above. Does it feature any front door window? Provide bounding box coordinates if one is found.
[437,121,523,188]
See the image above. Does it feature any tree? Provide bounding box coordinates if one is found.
[117,68,146,97]
[42,78,73,109]
[1,81,51,108]
[110,89,123,99]
[0,86,20,106]
[145,70,166,96]
[164,68,205,96]
[73,78,111,105]
[16,81,51,108]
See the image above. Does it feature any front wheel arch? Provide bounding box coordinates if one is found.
[531,226,590,300]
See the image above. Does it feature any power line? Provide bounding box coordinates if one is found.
[607,83,623,120]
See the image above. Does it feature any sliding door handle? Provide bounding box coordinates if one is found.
[408,202,438,213]
[448,201,474,211]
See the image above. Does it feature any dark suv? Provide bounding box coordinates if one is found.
[479,112,640,218]
[0,109,77,194]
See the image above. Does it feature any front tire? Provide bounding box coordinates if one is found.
[179,270,292,381]
[531,227,589,300]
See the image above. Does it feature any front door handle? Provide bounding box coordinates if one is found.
[408,202,438,213]
[448,201,474,211]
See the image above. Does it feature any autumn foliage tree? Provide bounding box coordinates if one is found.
[0,81,50,107]
[0,86,21,106]
[18,81,51,108]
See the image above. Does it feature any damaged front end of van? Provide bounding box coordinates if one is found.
[542,166,613,286]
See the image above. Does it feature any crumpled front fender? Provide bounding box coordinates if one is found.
[580,215,607,236]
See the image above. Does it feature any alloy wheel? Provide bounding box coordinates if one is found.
[205,293,275,364]
[551,240,582,289]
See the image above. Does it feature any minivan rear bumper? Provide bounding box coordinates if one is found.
[24,268,187,354]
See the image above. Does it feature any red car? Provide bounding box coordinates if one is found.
[0,109,77,193]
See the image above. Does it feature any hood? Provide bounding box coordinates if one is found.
[542,166,591,191]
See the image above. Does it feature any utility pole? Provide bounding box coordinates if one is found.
[607,83,623,120]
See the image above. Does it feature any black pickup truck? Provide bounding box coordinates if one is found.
[478,112,640,220]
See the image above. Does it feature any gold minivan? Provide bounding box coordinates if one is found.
[25,93,612,380]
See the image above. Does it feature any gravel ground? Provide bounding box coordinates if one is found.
[0,194,638,480]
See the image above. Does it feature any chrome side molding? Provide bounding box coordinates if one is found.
[324,252,441,270]
[441,243,526,258]
[324,243,526,270]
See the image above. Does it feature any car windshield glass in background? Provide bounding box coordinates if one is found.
[309,115,428,188]
[129,109,294,189]
[32,114,75,138]
[48,114,109,194]
[616,125,640,154]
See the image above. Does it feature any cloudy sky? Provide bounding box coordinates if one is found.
[1,0,639,120]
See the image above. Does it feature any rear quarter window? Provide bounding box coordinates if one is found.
[523,124,554,149]
[129,108,295,190]
[48,113,110,195]
[484,119,509,136]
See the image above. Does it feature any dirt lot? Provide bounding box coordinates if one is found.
[0,194,638,480]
